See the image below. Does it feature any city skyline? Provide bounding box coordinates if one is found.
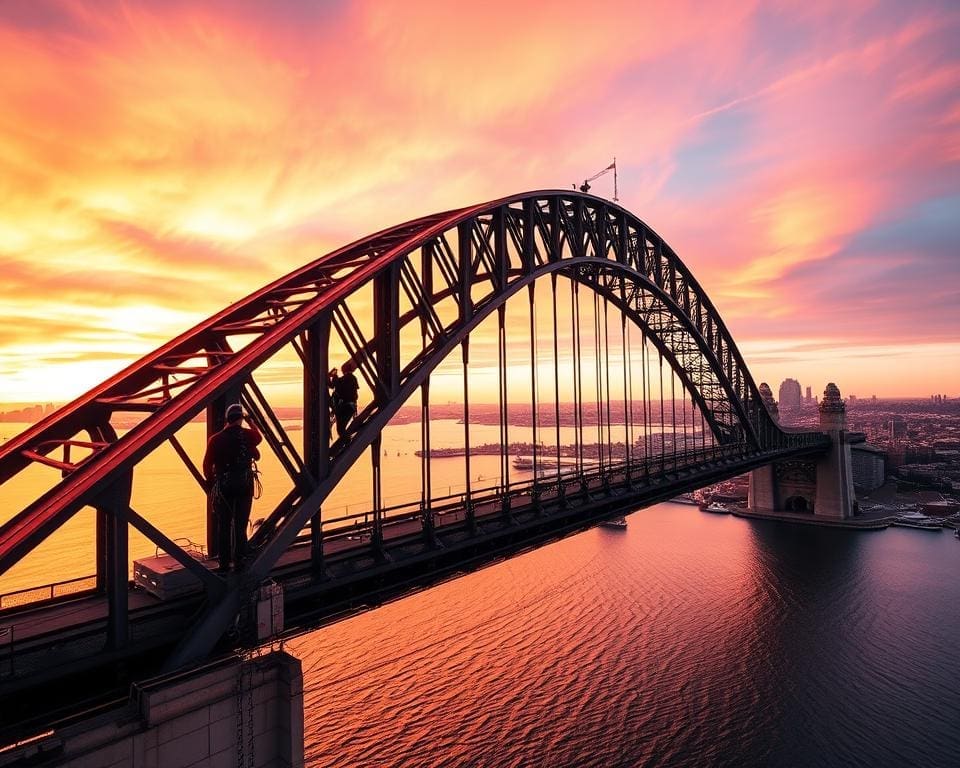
[1,1,958,405]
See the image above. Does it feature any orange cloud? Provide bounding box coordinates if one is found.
[0,0,957,404]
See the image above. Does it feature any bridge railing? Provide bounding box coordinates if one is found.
[0,437,821,614]
[295,441,774,549]
[0,575,98,612]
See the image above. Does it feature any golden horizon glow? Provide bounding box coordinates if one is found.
[1,1,958,406]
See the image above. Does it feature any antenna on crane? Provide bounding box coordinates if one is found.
[574,157,618,201]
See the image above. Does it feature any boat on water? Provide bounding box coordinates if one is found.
[703,502,729,513]
[600,516,627,529]
[513,456,579,474]
[894,509,943,530]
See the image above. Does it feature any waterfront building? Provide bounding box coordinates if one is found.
[851,443,886,492]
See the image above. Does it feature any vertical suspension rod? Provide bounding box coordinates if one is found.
[659,350,666,475]
[603,297,613,468]
[498,304,510,509]
[642,338,650,477]
[303,319,330,571]
[462,339,474,530]
[371,435,383,554]
[551,275,562,484]
[528,284,538,486]
[418,251,432,538]
[572,282,583,478]
[622,313,631,472]
[593,290,603,473]
[421,379,432,537]
[670,366,677,470]
[701,409,707,458]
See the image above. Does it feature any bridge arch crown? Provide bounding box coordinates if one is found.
[341,192,781,449]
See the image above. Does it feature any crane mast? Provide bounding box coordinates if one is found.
[576,158,618,201]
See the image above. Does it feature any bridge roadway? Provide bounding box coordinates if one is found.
[0,444,822,741]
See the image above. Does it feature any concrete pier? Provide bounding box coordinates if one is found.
[748,464,779,514]
[0,648,303,768]
[749,382,856,520]
[748,383,782,514]
[813,383,856,519]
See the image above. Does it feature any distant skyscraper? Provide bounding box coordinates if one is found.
[778,378,802,410]
[805,386,812,403]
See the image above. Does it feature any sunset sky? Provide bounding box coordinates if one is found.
[0,0,957,406]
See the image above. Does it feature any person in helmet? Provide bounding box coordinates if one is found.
[202,403,262,571]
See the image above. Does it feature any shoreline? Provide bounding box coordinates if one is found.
[730,507,894,530]
[713,505,959,532]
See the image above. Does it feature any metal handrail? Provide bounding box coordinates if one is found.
[0,575,97,612]
[0,440,820,611]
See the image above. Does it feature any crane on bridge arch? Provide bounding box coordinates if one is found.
[575,158,618,201]
[0,191,829,719]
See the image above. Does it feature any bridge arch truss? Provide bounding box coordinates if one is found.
[0,191,824,671]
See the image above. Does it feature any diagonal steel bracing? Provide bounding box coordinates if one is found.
[0,191,828,674]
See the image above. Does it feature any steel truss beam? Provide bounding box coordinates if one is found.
[0,191,826,672]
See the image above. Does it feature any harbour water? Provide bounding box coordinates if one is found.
[2,421,958,766]
[291,503,960,767]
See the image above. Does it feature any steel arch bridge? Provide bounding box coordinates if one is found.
[0,191,828,713]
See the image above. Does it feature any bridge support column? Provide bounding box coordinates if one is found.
[748,465,779,513]
[303,319,330,574]
[93,471,132,652]
[748,383,781,514]
[814,383,855,519]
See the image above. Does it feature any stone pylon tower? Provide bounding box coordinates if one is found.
[814,383,856,518]
[748,383,780,513]
[759,382,779,422]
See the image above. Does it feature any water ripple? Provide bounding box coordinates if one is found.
[294,505,960,767]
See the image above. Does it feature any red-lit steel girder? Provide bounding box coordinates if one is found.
[0,191,827,673]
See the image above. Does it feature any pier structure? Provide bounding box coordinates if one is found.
[749,383,857,518]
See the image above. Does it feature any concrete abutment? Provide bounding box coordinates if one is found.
[0,648,303,768]
[749,382,856,520]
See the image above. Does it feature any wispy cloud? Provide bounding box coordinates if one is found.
[0,0,957,402]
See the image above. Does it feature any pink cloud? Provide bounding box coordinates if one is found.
[645,5,959,356]
[0,0,957,402]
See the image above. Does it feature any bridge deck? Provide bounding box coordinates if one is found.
[0,446,826,741]
[0,505,446,646]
